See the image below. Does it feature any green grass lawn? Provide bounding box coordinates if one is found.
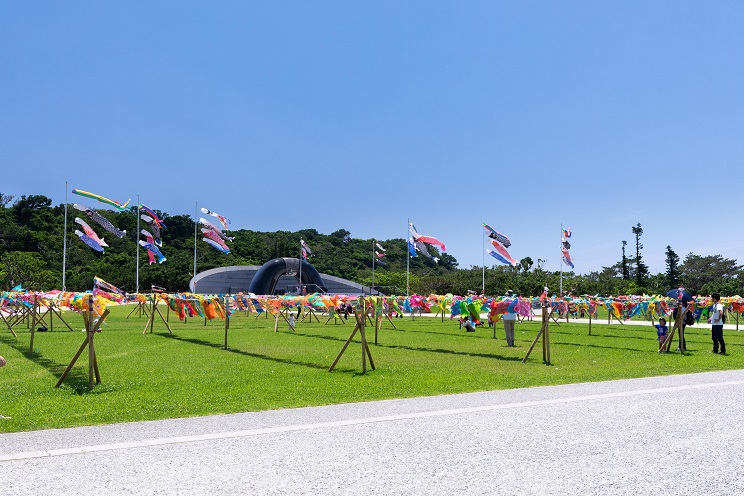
[1,304,742,433]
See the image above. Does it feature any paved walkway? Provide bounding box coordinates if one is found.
[2,369,744,495]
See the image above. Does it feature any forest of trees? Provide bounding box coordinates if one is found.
[1,193,743,297]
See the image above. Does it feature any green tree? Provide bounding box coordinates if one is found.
[680,254,742,295]
[1,251,57,290]
[664,245,680,289]
[621,241,629,280]
[631,223,648,288]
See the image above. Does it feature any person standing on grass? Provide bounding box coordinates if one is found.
[502,290,517,347]
[708,293,726,354]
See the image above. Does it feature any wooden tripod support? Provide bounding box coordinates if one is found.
[56,307,110,389]
[142,294,173,334]
[1,310,17,337]
[127,299,151,319]
[329,308,375,373]
[273,309,296,332]
[660,304,687,353]
[300,307,320,323]
[324,307,347,325]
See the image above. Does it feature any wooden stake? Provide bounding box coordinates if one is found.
[224,298,230,350]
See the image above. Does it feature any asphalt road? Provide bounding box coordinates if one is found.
[2,369,743,495]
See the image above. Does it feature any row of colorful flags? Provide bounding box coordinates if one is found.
[69,188,236,262]
[68,189,574,271]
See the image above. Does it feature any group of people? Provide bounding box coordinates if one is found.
[653,293,727,354]
[460,290,517,347]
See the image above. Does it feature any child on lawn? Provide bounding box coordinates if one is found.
[654,317,668,351]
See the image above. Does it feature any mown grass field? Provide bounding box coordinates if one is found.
[1,304,742,433]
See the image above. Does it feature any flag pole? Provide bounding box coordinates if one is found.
[559,223,563,297]
[406,219,410,297]
[62,181,68,291]
[371,239,375,296]
[299,238,303,295]
[481,223,485,294]
[193,201,198,290]
[136,195,140,294]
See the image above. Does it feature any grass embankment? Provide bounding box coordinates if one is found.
[1,305,742,433]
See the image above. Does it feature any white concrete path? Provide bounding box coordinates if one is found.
[2,369,743,495]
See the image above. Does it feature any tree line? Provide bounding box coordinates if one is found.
[1,193,741,297]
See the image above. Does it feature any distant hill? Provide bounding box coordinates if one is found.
[0,194,455,293]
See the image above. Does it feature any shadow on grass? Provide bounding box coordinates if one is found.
[157,333,331,371]
[295,331,524,362]
[0,335,100,395]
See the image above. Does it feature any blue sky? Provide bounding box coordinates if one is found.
[2,1,744,275]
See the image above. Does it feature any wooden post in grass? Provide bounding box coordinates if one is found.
[523,301,552,364]
[374,309,381,345]
[329,298,375,373]
[28,296,39,354]
[543,304,551,364]
[56,298,109,389]
[223,297,229,350]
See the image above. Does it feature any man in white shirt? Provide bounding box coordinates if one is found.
[709,293,726,354]
[502,290,517,347]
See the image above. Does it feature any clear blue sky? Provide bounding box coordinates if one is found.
[2,1,743,275]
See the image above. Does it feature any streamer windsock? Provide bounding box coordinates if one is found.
[561,246,574,269]
[140,214,162,246]
[93,277,127,298]
[73,204,126,238]
[202,228,230,252]
[139,240,166,263]
[139,204,166,228]
[140,229,157,264]
[487,249,512,266]
[562,227,572,239]
[490,240,517,266]
[483,223,511,248]
[409,223,446,252]
[74,229,104,253]
[300,239,313,259]
[200,218,234,242]
[201,207,230,230]
[74,217,108,247]
[375,242,386,252]
[415,239,439,263]
[408,237,417,258]
[72,188,130,211]
[203,238,230,254]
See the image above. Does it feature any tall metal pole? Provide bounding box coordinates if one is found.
[136,195,140,294]
[559,223,564,297]
[371,239,375,296]
[62,181,68,291]
[406,219,410,297]
[299,238,303,295]
[481,224,485,294]
[193,201,198,290]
